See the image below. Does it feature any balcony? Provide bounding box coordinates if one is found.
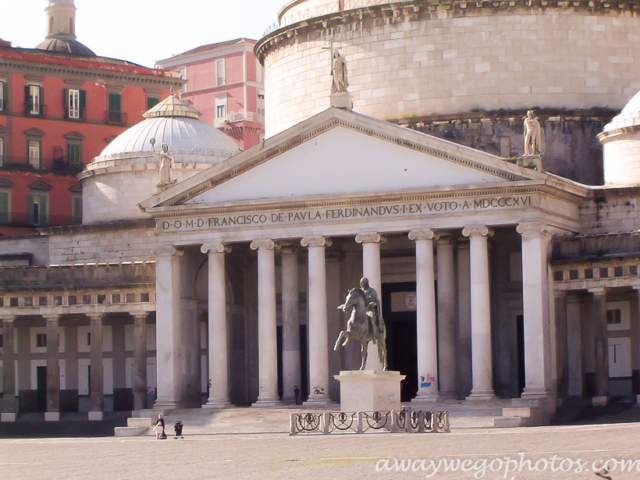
[0,156,85,175]
[105,110,127,125]
[23,102,47,117]
[214,111,265,128]
[0,211,78,228]
[65,106,86,121]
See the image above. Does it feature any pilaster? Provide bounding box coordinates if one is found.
[87,313,104,421]
[43,314,61,421]
[131,313,148,412]
[1,316,17,422]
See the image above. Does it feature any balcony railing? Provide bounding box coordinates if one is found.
[65,106,86,121]
[106,110,127,125]
[23,102,47,117]
[214,111,265,128]
[0,212,79,228]
[0,156,85,174]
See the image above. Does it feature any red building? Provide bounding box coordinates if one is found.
[156,38,265,150]
[0,1,181,235]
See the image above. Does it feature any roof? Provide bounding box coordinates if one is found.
[0,46,174,77]
[156,38,256,64]
[36,36,96,57]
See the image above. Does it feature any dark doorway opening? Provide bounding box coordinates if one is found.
[36,366,47,412]
[382,282,418,402]
[516,314,525,395]
[277,325,308,401]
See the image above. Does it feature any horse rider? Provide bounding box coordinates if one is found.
[359,277,381,344]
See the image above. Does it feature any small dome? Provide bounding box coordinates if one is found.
[93,94,240,165]
[36,36,96,56]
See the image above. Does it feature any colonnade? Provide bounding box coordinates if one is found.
[151,221,558,409]
[0,312,150,421]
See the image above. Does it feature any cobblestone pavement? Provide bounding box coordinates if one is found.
[2,418,640,480]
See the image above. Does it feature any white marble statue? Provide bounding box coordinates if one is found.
[523,110,541,156]
[151,138,174,187]
[331,50,348,94]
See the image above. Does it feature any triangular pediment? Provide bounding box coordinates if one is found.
[141,108,543,210]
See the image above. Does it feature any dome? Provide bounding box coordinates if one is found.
[93,94,240,165]
[36,36,96,56]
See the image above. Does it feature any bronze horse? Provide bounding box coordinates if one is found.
[334,288,387,370]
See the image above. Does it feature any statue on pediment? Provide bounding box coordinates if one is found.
[331,50,349,94]
[151,138,176,188]
[523,110,542,156]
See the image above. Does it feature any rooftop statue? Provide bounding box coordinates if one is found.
[334,277,387,370]
[331,50,349,94]
[151,138,175,188]
[523,110,542,156]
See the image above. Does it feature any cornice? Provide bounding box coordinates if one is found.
[256,0,639,63]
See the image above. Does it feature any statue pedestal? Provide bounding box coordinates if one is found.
[334,370,405,412]
[330,92,353,111]
[518,154,542,171]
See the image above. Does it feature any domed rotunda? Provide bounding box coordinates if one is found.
[79,94,240,224]
[599,91,640,186]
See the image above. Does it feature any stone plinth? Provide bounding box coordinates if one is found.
[330,92,352,111]
[335,370,405,412]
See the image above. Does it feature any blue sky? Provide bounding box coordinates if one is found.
[1,0,286,67]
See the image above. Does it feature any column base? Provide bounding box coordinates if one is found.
[1,413,17,422]
[521,388,553,399]
[592,396,609,407]
[303,394,335,406]
[44,412,61,421]
[202,400,233,410]
[252,396,282,408]
[412,389,440,403]
[154,398,201,410]
[466,390,498,401]
[88,411,104,421]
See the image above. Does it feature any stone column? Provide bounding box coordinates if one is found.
[457,241,472,397]
[280,245,301,405]
[132,313,147,412]
[517,222,553,398]
[355,233,386,371]
[1,316,17,421]
[436,233,458,398]
[409,229,439,401]
[462,226,496,400]
[566,295,583,397]
[87,313,104,420]
[153,246,183,409]
[554,292,568,398]
[43,315,61,421]
[301,236,333,405]
[250,239,281,406]
[202,243,232,409]
[590,288,609,401]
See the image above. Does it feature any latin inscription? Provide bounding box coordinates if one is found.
[159,195,533,232]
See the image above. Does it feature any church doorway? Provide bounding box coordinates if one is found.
[382,282,418,402]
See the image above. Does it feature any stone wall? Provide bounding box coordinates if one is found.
[578,187,640,236]
[0,235,49,266]
[47,224,158,264]
[258,1,640,138]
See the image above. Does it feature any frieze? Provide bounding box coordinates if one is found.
[158,194,534,234]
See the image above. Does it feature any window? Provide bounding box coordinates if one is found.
[0,80,5,111]
[72,195,82,225]
[177,67,187,92]
[67,143,81,165]
[216,59,225,86]
[66,88,86,119]
[0,136,4,166]
[607,309,622,325]
[107,92,122,123]
[146,96,160,110]
[256,60,263,83]
[217,104,226,118]
[25,84,42,115]
[27,193,48,226]
[0,190,9,224]
[0,334,3,348]
[36,333,47,348]
[28,141,40,169]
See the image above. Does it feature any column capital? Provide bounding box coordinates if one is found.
[301,236,332,248]
[355,233,386,244]
[436,232,456,245]
[153,245,184,257]
[279,243,300,255]
[1,316,17,323]
[462,225,494,238]
[250,239,276,251]
[408,229,435,241]
[130,312,148,321]
[42,314,60,322]
[201,242,232,255]
[86,313,104,321]
[553,290,568,298]
[516,222,548,236]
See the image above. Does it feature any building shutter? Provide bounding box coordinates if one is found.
[24,85,30,114]
[40,194,48,226]
[27,193,35,225]
[80,90,86,110]
[0,191,9,223]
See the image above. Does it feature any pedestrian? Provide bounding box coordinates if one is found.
[294,385,300,406]
[153,413,166,439]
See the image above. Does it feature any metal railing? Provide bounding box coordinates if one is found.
[23,102,48,117]
[290,409,450,435]
[106,110,127,125]
[0,156,85,174]
[65,106,86,120]
[0,212,79,228]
